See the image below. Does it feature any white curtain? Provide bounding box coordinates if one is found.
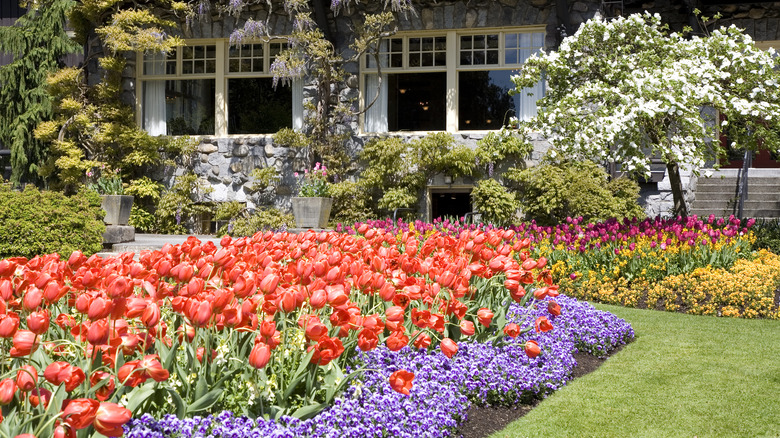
[143,56,167,136]
[516,78,545,122]
[293,79,303,130]
[364,73,388,133]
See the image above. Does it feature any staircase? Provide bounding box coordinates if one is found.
[691,169,780,219]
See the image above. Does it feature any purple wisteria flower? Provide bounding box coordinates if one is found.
[125,296,633,438]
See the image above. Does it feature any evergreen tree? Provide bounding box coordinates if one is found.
[0,0,79,186]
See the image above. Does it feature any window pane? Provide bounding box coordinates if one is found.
[409,53,420,67]
[182,46,194,59]
[461,52,472,65]
[206,45,216,58]
[435,51,446,66]
[388,72,446,131]
[505,50,517,65]
[390,53,402,68]
[505,33,517,48]
[409,38,420,52]
[229,45,240,58]
[183,62,193,74]
[229,59,240,73]
[473,35,485,49]
[458,70,540,130]
[205,60,216,73]
[461,35,472,50]
[487,34,499,49]
[487,50,499,65]
[421,52,433,66]
[253,58,264,72]
[143,79,215,136]
[228,78,292,134]
[391,38,403,52]
[435,37,446,50]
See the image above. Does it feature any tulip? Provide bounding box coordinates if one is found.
[0,312,20,338]
[44,362,86,392]
[411,331,431,350]
[62,398,100,429]
[459,320,475,336]
[28,387,52,408]
[503,323,520,338]
[139,355,169,382]
[87,319,109,345]
[10,330,39,357]
[385,306,405,322]
[141,302,160,328]
[309,337,344,366]
[440,337,458,358]
[357,329,379,351]
[248,343,272,369]
[15,365,37,392]
[388,369,414,396]
[26,310,49,335]
[0,378,16,404]
[90,371,116,401]
[548,300,561,316]
[477,308,494,327]
[192,301,212,327]
[93,402,132,437]
[524,340,541,358]
[53,424,76,438]
[534,316,554,333]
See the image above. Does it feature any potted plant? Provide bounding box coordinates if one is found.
[87,165,133,226]
[292,162,332,228]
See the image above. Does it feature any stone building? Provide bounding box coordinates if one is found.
[96,1,780,221]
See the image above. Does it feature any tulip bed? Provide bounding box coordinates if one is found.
[0,225,633,438]
[348,215,779,319]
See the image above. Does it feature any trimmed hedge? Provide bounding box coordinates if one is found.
[0,184,105,258]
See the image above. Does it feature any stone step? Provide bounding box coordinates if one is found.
[690,208,780,218]
[692,199,780,209]
[696,182,780,194]
[695,191,780,201]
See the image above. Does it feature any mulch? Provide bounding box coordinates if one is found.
[457,345,626,438]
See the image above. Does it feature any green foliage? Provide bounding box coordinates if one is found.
[751,219,780,254]
[273,128,309,149]
[470,178,519,227]
[248,167,280,194]
[154,173,213,234]
[295,162,330,197]
[0,0,80,186]
[474,129,532,177]
[359,134,478,216]
[85,164,123,195]
[226,208,295,236]
[128,204,157,233]
[508,161,645,226]
[328,181,373,225]
[215,201,245,221]
[0,183,104,258]
[125,176,164,202]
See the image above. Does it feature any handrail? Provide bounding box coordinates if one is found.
[462,211,479,224]
[392,208,415,223]
[736,149,751,220]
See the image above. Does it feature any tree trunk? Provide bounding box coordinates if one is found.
[666,162,689,217]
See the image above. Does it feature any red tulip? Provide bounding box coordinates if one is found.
[459,320,475,336]
[192,301,212,327]
[503,323,520,338]
[15,365,37,392]
[26,310,49,335]
[44,362,86,392]
[388,369,414,396]
[0,378,16,404]
[87,319,109,345]
[357,329,379,351]
[309,337,344,366]
[93,402,132,437]
[548,300,561,316]
[28,387,52,408]
[534,316,554,333]
[53,424,76,438]
[248,343,271,369]
[477,308,493,327]
[0,259,17,276]
[62,398,100,429]
[386,331,409,351]
[14,434,36,438]
[524,340,541,358]
[0,312,20,338]
[10,330,39,357]
[90,371,116,401]
[440,337,458,358]
[385,306,405,322]
[412,331,431,350]
[87,296,112,320]
[139,355,170,382]
[141,302,160,327]
[22,287,43,311]
[117,361,144,387]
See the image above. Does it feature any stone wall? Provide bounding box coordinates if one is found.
[128,1,780,221]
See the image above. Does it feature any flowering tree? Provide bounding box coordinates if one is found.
[511,12,780,216]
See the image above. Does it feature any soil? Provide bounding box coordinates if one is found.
[457,345,625,438]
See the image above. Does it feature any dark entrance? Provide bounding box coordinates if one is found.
[430,190,472,221]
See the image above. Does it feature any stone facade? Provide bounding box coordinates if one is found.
[125,1,780,220]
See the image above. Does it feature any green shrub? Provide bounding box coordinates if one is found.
[508,160,645,226]
[0,184,105,258]
[329,181,373,226]
[470,178,519,227]
[751,219,780,254]
[227,208,294,236]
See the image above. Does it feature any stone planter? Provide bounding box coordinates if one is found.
[291,197,332,228]
[101,195,134,226]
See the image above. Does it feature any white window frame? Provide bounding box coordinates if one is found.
[136,38,302,137]
[359,26,546,134]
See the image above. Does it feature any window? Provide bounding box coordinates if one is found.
[362,28,545,133]
[139,40,302,137]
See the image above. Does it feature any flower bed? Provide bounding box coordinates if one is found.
[1,226,615,437]
[124,296,633,438]
[345,216,779,319]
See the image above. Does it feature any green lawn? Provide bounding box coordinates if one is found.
[491,304,780,438]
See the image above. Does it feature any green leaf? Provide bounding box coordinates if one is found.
[186,387,223,414]
[167,388,187,418]
[291,403,328,420]
[125,383,157,414]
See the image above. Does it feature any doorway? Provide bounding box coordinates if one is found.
[429,188,472,222]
